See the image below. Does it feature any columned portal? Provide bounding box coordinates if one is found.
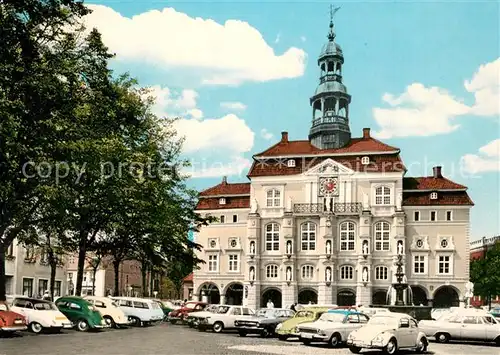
[298,289,318,304]
[337,289,356,306]
[261,288,282,308]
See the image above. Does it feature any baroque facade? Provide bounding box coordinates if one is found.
[193,18,474,310]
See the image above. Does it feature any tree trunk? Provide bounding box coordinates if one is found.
[150,270,155,297]
[113,259,121,296]
[141,262,147,297]
[75,228,88,295]
[0,246,6,301]
[49,259,57,301]
[92,268,97,296]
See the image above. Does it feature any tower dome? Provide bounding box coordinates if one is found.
[309,9,351,150]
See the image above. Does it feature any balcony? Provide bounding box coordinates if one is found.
[293,203,362,215]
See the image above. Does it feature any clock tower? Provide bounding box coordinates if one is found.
[309,10,351,149]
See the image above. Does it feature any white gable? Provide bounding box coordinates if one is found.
[303,158,354,176]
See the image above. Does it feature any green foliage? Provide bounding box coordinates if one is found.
[470,243,500,305]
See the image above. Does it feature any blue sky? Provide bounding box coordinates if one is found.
[86,1,499,239]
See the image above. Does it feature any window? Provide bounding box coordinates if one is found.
[266,189,281,207]
[219,198,226,205]
[228,254,239,272]
[340,265,354,280]
[133,301,149,309]
[462,316,479,324]
[414,255,426,274]
[232,214,238,223]
[430,192,438,200]
[69,302,81,310]
[230,239,237,248]
[438,255,451,274]
[361,156,370,165]
[414,211,420,221]
[375,266,388,280]
[22,278,33,297]
[446,211,452,221]
[375,186,391,205]
[301,265,314,280]
[359,314,370,323]
[287,159,296,167]
[266,264,278,278]
[374,222,390,251]
[54,281,62,297]
[94,301,106,308]
[340,222,355,251]
[7,242,14,256]
[38,279,48,296]
[242,308,252,315]
[220,215,225,223]
[440,239,448,248]
[208,254,218,272]
[430,211,437,221]
[25,246,35,261]
[301,222,316,251]
[265,223,280,251]
[231,307,242,315]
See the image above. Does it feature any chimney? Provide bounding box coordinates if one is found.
[222,176,227,184]
[362,128,371,139]
[281,131,289,143]
[432,166,442,178]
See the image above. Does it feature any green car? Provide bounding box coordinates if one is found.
[276,307,330,340]
[55,296,106,332]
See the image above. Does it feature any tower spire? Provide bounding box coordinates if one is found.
[328,5,341,41]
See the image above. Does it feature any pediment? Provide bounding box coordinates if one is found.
[303,158,354,176]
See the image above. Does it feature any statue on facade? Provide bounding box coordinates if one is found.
[286,196,293,211]
[249,267,255,281]
[362,240,369,255]
[250,198,258,213]
[362,192,369,210]
[286,267,292,281]
[325,197,332,212]
[465,281,474,297]
[249,241,255,254]
[362,267,369,282]
[397,191,403,209]
[326,240,332,255]
[286,240,292,255]
[397,241,404,255]
[325,267,332,282]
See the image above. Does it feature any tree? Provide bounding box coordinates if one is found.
[470,243,500,309]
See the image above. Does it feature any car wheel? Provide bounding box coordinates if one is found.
[495,336,500,346]
[260,328,270,338]
[104,316,115,328]
[435,333,450,343]
[76,319,89,332]
[384,338,398,355]
[278,335,288,341]
[29,322,43,334]
[212,321,224,333]
[301,338,311,345]
[416,337,428,353]
[329,333,341,348]
[349,346,361,354]
[170,319,178,325]
[129,316,141,327]
[238,331,247,337]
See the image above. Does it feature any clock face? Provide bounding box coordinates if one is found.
[319,177,338,196]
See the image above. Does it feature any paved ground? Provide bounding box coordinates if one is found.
[0,324,498,355]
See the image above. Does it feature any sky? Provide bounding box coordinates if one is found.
[85,0,499,239]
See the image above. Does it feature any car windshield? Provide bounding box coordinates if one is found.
[0,303,8,311]
[33,301,57,310]
[256,309,277,318]
[217,306,230,314]
[295,310,313,318]
[319,312,346,322]
[367,315,398,326]
[185,303,197,309]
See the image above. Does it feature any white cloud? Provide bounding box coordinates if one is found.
[187,108,203,120]
[260,128,274,140]
[220,101,247,111]
[185,155,252,178]
[461,139,500,174]
[300,36,307,42]
[373,58,500,138]
[146,85,202,118]
[275,33,281,43]
[84,5,306,85]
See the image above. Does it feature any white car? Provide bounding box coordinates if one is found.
[84,296,131,328]
[111,297,164,326]
[347,312,428,355]
[9,297,72,334]
[419,308,500,345]
[196,305,255,333]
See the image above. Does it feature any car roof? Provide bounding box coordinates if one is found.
[371,312,414,320]
[12,297,51,303]
[448,308,493,316]
[326,309,359,315]
[111,296,154,303]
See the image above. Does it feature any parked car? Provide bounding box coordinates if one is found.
[169,301,208,325]
[431,308,451,320]
[0,301,27,333]
[298,309,370,347]
[54,296,106,332]
[235,308,295,337]
[111,297,164,327]
[84,296,130,328]
[347,312,428,355]
[276,307,330,341]
[186,304,220,328]
[419,308,500,345]
[9,297,72,333]
[196,305,255,333]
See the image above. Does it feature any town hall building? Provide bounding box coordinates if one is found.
[193,18,474,310]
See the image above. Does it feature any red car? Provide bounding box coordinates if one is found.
[0,301,27,333]
[169,302,207,325]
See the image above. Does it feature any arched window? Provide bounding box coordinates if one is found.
[340,265,354,280]
[374,222,390,251]
[375,266,388,280]
[301,265,314,280]
[340,222,356,251]
[266,189,281,207]
[265,223,280,251]
[266,264,278,279]
[375,186,391,205]
[301,222,316,251]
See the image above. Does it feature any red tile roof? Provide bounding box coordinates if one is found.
[403,177,466,190]
[403,191,474,206]
[183,273,193,282]
[199,181,250,196]
[248,154,406,177]
[196,196,250,210]
[254,137,399,157]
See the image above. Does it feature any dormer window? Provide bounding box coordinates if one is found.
[219,198,226,205]
[361,156,370,165]
[287,159,296,167]
[430,192,438,200]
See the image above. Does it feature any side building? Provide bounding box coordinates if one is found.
[470,235,500,307]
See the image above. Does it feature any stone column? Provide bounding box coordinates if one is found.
[245,283,259,309]
[318,283,333,304]
[282,282,297,307]
[219,294,226,305]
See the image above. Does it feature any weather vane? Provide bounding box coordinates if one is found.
[330,4,341,23]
